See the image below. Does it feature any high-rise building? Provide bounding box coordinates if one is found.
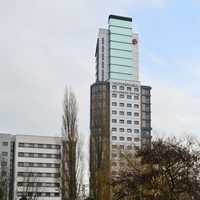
[90,15,152,200]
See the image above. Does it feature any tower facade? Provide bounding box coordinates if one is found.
[90,15,152,200]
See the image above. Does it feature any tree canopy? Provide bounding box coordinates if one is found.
[112,137,200,200]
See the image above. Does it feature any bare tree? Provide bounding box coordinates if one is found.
[62,87,84,200]
[112,137,200,200]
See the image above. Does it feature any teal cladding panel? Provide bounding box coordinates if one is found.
[109,18,132,28]
[110,49,132,59]
[110,57,132,66]
[110,65,133,74]
[110,34,131,43]
[110,41,132,51]
[109,17,134,81]
[110,73,133,81]
[109,26,132,36]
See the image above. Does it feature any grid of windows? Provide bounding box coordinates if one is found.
[18,143,60,149]
[111,85,140,92]
[17,182,60,187]
[17,172,60,178]
[18,162,60,168]
[17,192,60,197]
[18,152,60,159]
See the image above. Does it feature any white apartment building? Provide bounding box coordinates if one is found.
[13,135,62,200]
[0,133,62,200]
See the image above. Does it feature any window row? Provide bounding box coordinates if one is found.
[17,172,60,178]
[112,110,139,116]
[111,128,140,133]
[2,141,8,146]
[112,161,126,167]
[112,102,139,108]
[112,85,139,92]
[17,182,60,187]
[1,161,7,167]
[18,142,61,149]
[112,136,140,142]
[112,93,139,100]
[17,192,60,197]
[112,119,140,124]
[18,152,60,159]
[1,152,8,156]
[112,144,138,150]
[18,162,60,168]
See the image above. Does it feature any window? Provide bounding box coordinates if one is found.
[127,146,132,150]
[18,162,24,167]
[134,121,139,125]
[127,95,132,99]
[134,95,139,100]
[127,87,131,91]
[119,94,124,98]
[127,137,132,141]
[112,145,117,149]
[2,152,8,156]
[127,129,132,133]
[1,161,7,167]
[119,103,124,107]
[18,143,24,147]
[112,153,117,158]
[18,152,24,157]
[54,193,60,197]
[120,145,124,150]
[119,86,124,90]
[127,103,132,107]
[134,104,139,108]
[127,120,132,124]
[119,128,124,132]
[127,112,132,116]
[112,127,117,132]
[29,143,34,148]
[112,102,117,106]
[112,136,117,140]
[134,112,139,117]
[119,111,124,115]
[112,85,117,89]
[119,137,125,141]
[112,110,117,115]
[2,142,8,146]
[120,162,125,167]
[134,129,140,133]
[134,138,140,142]
[112,93,117,98]
[135,146,140,151]
[112,119,117,123]
[112,162,117,166]
[38,144,44,148]
[134,87,139,92]
[119,120,124,124]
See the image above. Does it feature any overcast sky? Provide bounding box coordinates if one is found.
[0,0,200,140]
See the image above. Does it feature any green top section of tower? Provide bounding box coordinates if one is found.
[108,15,139,82]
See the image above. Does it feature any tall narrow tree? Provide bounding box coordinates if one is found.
[62,88,83,200]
